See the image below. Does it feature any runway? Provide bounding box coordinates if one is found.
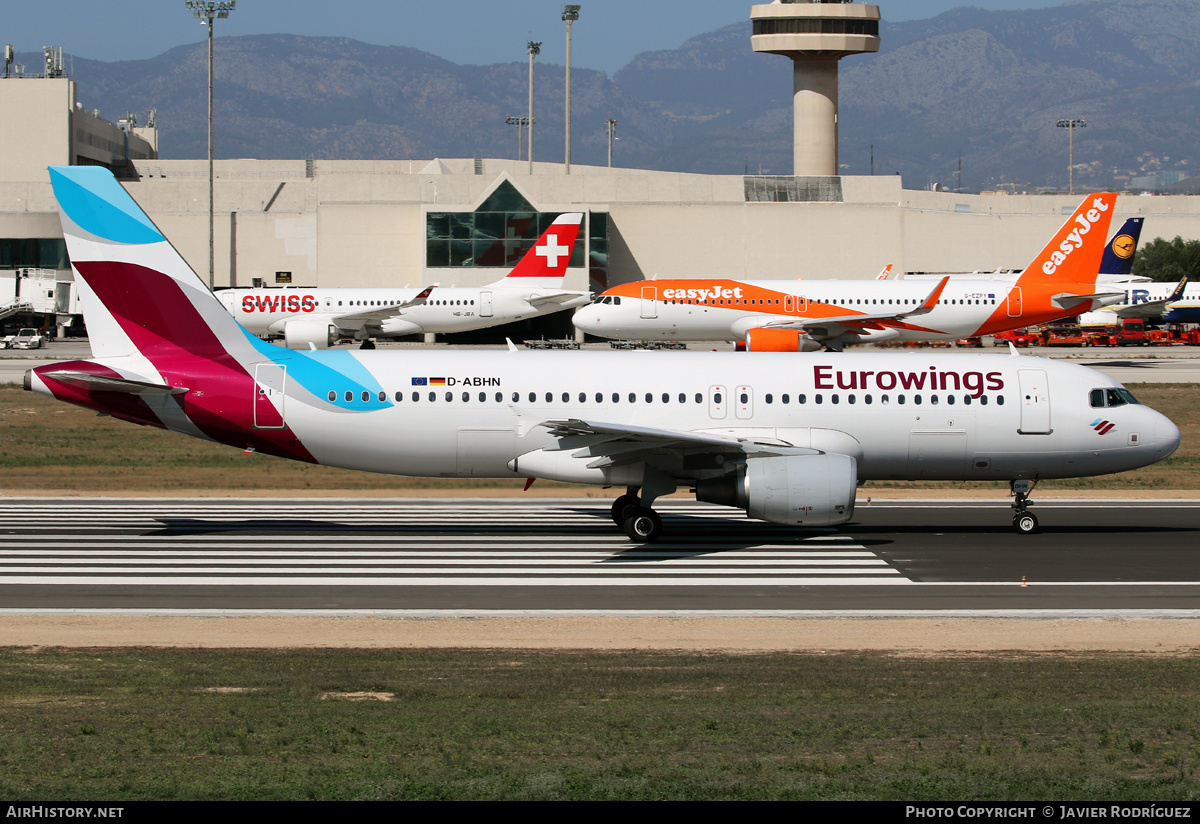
[2,497,1198,615]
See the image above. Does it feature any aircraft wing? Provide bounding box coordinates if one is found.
[330,285,436,326]
[537,418,819,470]
[526,290,592,307]
[37,370,188,396]
[1111,277,1189,320]
[759,276,950,339]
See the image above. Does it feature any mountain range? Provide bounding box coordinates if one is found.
[31,0,1200,192]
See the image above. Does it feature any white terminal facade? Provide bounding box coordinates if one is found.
[2,8,1200,338]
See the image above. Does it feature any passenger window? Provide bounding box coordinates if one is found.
[529,392,536,403]
[394,392,403,402]
[997,396,1005,406]
[428,392,436,402]
[445,392,453,402]
[462,392,470,402]
[378,391,386,402]
[344,391,353,402]
[328,391,336,402]
[412,391,419,402]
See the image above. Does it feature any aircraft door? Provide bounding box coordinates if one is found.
[1017,368,1051,434]
[641,286,658,319]
[1007,287,1023,318]
[253,363,287,429]
[709,385,727,419]
[735,385,754,420]
[480,291,494,317]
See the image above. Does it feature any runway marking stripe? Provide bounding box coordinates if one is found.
[0,576,914,587]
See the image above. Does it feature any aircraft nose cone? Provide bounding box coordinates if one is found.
[571,309,594,329]
[1156,414,1182,460]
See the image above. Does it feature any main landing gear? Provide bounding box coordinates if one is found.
[610,487,663,543]
[1010,479,1039,534]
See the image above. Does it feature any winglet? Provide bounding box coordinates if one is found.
[1168,275,1189,303]
[401,285,435,309]
[905,276,950,317]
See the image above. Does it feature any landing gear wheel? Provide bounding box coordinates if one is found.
[622,508,663,543]
[359,339,376,350]
[1013,512,1039,535]
[611,493,641,526]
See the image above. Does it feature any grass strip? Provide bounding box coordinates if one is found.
[2,648,1199,800]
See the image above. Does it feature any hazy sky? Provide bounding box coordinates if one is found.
[6,1,1071,74]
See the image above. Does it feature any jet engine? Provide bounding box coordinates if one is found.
[744,328,823,352]
[695,453,857,526]
[282,320,338,350]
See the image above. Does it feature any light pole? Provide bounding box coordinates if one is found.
[1056,117,1086,195]
[185,0,236,291]
[505,115,529,160]
[527,40,540,174]
[605,119,617,167]
[562,5,579,174]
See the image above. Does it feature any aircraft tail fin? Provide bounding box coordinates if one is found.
[49,166,249,362]
[1019,193,1117,292]
[489,213,583,288]
[1099,217,1144,277]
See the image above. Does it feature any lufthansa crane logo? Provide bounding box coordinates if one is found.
[1111,234,1136,259]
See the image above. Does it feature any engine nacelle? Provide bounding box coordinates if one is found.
[696,453,857,526]
[744,328,822,352]
[282,319,338,350]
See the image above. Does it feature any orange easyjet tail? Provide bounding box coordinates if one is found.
[978,193,1120,333]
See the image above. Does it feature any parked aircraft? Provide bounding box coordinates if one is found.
[28,168,1179,540]
[572,194,1123,350]
[220,213,590,349]
[1079,277,1197,325]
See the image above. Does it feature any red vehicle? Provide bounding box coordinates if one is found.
[1042,325,1087,346]
[1085,319,1146,346]
[992,328,1037,347]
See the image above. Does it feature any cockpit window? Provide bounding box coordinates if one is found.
[1091,388,1141,408]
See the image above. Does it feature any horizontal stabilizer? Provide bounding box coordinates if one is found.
[38,370,188,396]
[527,290,591,307]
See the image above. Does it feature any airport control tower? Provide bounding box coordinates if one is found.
[751,1,880,176]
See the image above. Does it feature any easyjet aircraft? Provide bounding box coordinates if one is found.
[221,213,590,349]
[28,168,1179,540]
[573,194,1123,350]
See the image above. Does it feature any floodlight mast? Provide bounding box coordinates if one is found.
[185,1,237,290]
[1056,118,1086,195]
[527,40,541,174]
[562,5,579,174]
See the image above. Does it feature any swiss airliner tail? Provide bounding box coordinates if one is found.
[490,213,583,288]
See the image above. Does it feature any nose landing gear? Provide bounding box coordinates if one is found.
[1010,479,1039,534]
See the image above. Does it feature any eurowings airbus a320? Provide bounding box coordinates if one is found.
[27,168,1179,540]
[221,213,590,349]
[573,194,1123,350]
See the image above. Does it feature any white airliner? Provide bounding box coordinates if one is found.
[573,194,1123,350]
[27,167,1180,540]
[220,213,590,349]
[1078,277,1197,326]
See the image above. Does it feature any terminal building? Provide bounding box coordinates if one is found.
[3,7,1200,340]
